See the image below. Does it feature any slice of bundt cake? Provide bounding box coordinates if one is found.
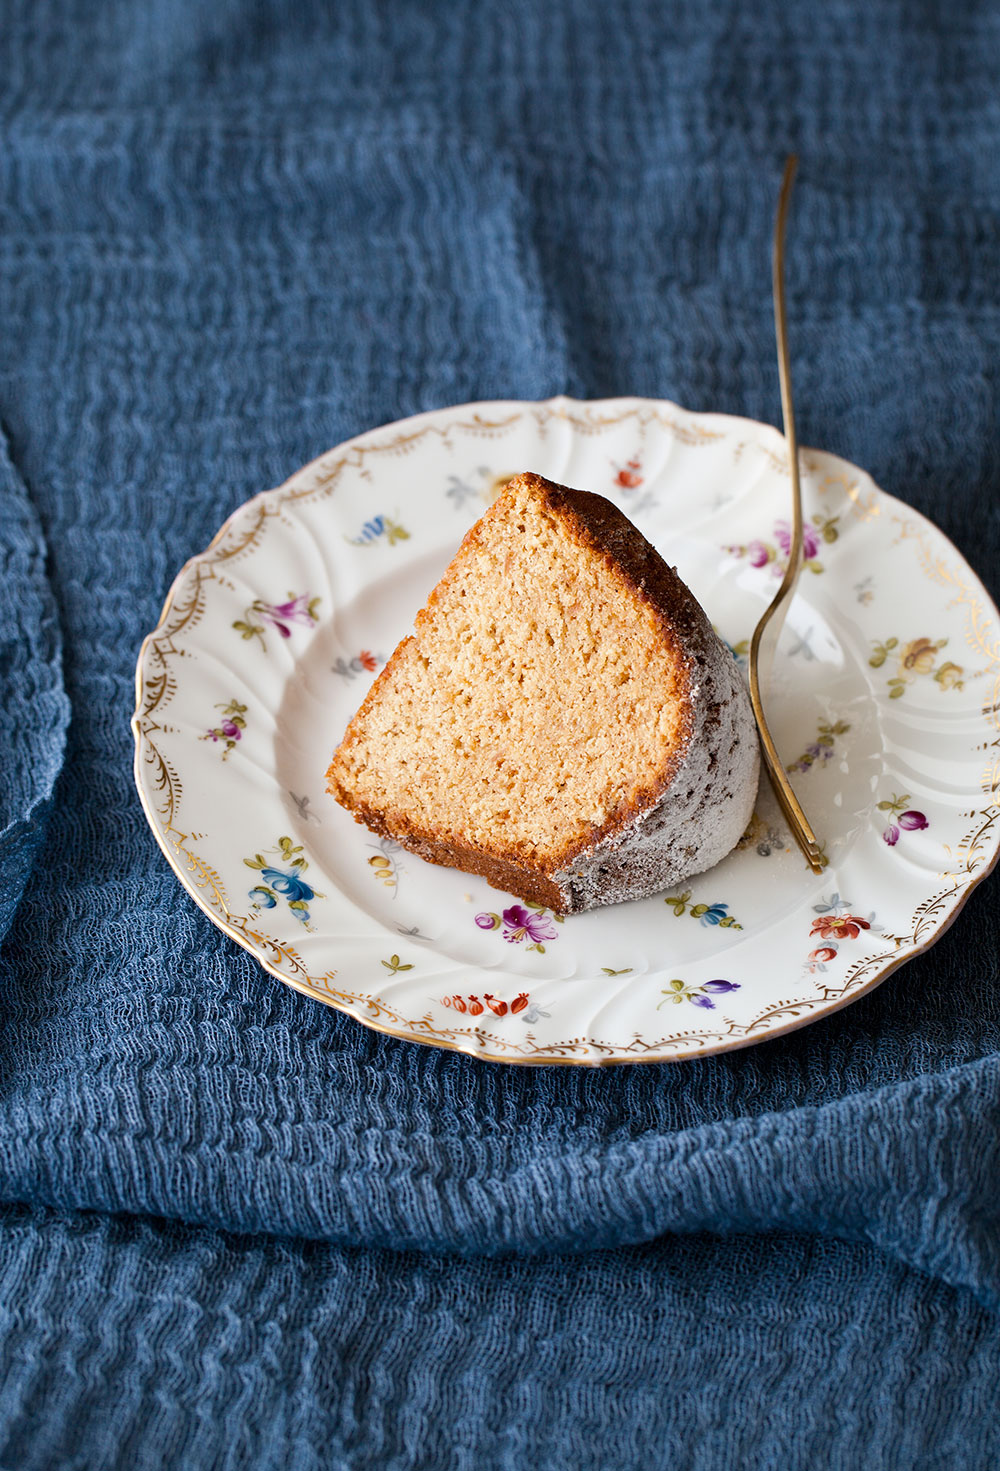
[326,472,759,914]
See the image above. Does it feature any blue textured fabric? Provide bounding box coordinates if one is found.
[1,2,999,1466]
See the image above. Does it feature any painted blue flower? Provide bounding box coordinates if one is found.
[698,904,730,927]
[248,885,277,908]
[260,867,315,903]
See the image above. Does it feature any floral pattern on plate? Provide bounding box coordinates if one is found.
[869,636,964,698]
[612,454,644,489]
[657,978,741,1011]
[475,903,563,954]
[132,396,1000,1064]
[804,893,883,975]
[663,891,743,929]
[202,699,248,759]
[726,513,838,577]
[787,719,851,775]
[346,514,409,547]
[368,837,403,891]
[877,794,929,847]
[245,837,324,927]
[332,649,384,680]
[441,992,531,1017]
[233,593,321,649]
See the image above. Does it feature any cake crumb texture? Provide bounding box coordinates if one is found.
[327,472,759,912]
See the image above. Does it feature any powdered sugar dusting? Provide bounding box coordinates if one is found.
[552,624,760,912]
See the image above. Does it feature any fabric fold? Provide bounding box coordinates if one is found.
[1,1026,998,1306]
[0,422,71,946]
[0,1202,997,1471]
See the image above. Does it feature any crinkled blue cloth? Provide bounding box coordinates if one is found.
[1,3,999,1467]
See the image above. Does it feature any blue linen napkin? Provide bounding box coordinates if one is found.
[1,2,999,1467]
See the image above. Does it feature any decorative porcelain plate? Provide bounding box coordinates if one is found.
[133,397,1000,1065]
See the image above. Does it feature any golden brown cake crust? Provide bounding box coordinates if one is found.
[329,793,569,912]
[326,472,759,914]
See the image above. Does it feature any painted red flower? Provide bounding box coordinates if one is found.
[614,458,643,489]
[359,649,378,671]
[810,914,871,941]
[809,946,838,964]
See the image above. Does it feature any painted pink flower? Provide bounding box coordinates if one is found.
[500,905,558,945]
[746,539,770,568]
[883,809,927,845]
[775,519,820,562]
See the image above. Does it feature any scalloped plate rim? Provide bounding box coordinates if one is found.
[131,395,1000,1066]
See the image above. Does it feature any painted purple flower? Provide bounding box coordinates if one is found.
[775,519,820,561]
[220,720,242,741]
[692,995,716,1009]
[475,912,498,930]
[500,904,558,945]
[746,539,770,568]
[883,824,900,846]
[898,810,928,831]
[702,979,740,994]
[260,595,317,639]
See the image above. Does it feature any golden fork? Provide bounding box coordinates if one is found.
[748,155,826,874]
